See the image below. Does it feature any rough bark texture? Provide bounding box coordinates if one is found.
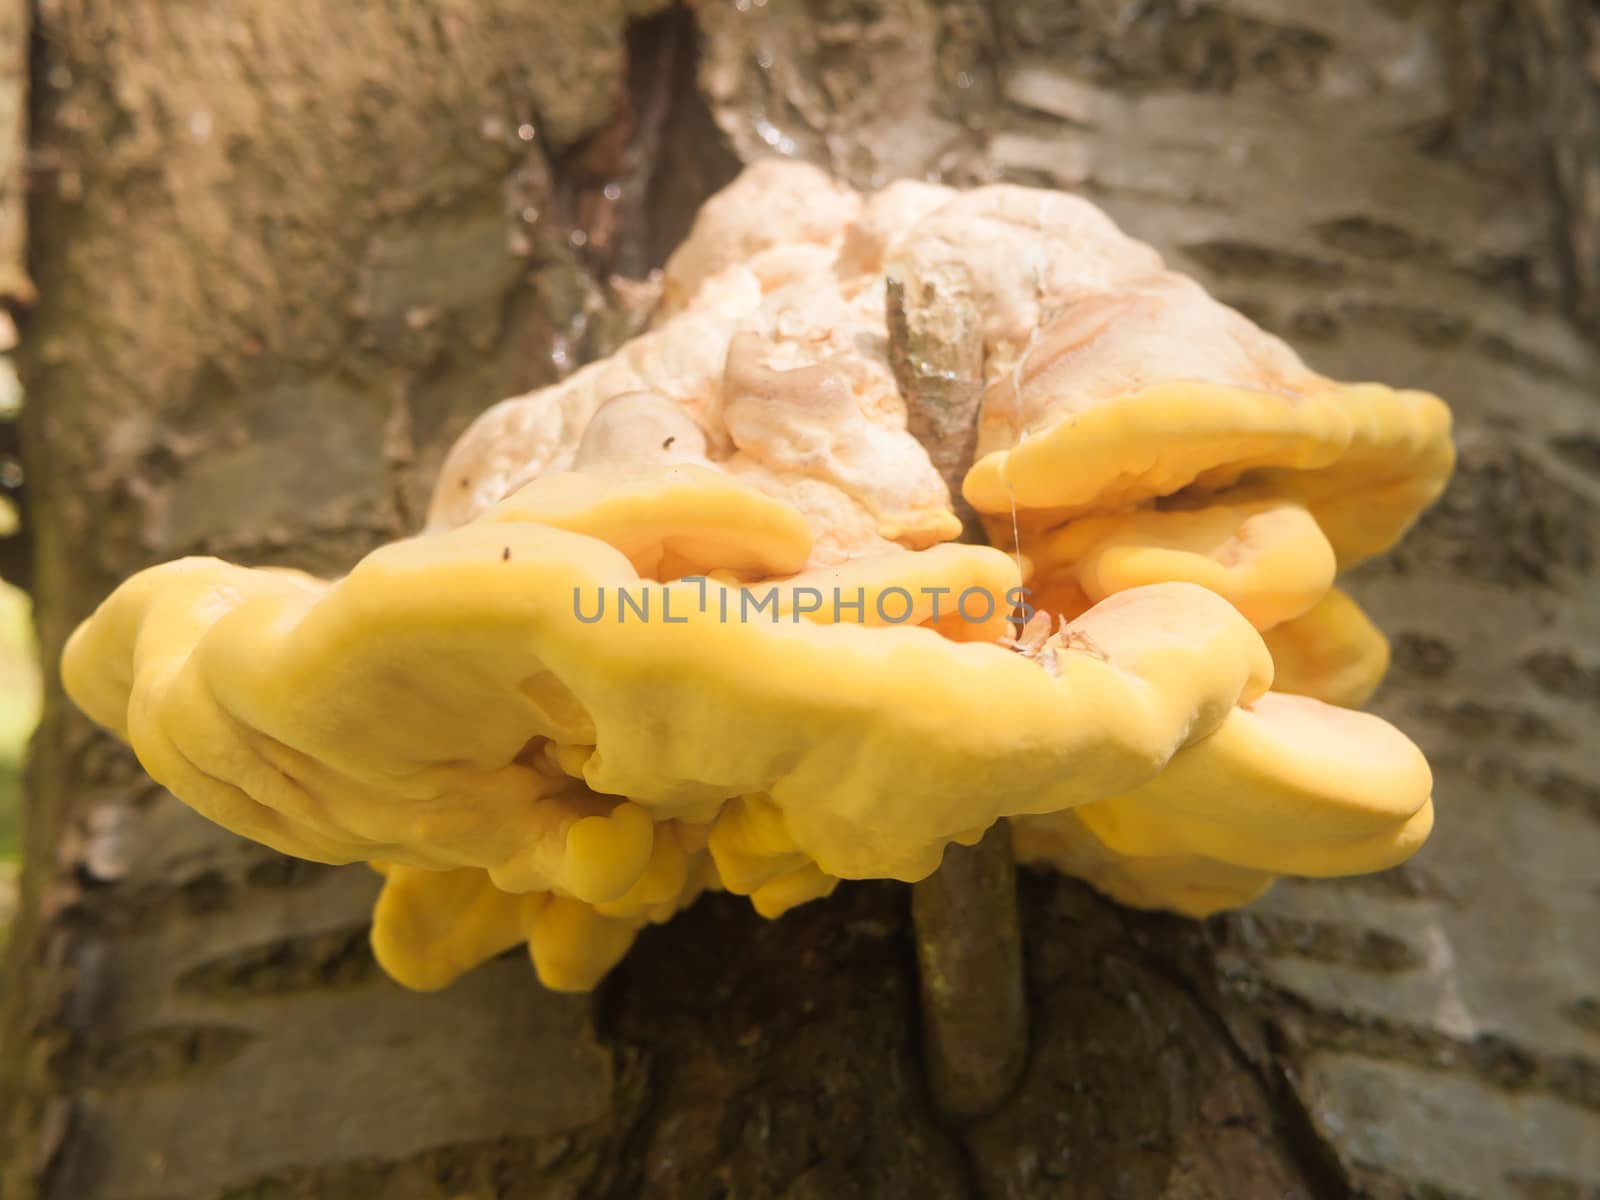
[0,0,28,305]
[3,2,1598,1199]
[1514,0,1600,338]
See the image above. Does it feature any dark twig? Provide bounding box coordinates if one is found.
[911,822,1029,1119]
[889,263,1028,1119]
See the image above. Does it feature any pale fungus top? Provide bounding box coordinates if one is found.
[62,162,1453,992]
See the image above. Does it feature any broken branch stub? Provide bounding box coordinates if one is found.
[889,260,1029,1119]
[886,265,984,540]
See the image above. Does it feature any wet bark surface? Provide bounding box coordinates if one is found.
[2,2,1597,1198]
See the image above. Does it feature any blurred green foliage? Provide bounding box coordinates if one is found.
[0,577,38,864]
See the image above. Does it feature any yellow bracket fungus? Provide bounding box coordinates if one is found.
[62,162,1452,991]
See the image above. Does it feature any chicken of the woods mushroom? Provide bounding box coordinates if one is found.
[62,162,1453,992]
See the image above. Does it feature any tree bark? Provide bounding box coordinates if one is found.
[0,0,27,306]
[3,3,1598,1198]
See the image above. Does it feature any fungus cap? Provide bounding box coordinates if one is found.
[60,163,1452,991]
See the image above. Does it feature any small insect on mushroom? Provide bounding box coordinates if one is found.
[1000,611,1109,676]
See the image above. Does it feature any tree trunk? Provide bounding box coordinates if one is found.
[3,3,1597,1197]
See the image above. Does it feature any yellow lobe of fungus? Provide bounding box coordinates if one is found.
[484,463,813,582]
[1076,692,1433,877]
[546,741,596,779]
[1009,810,1276,918]
[708,793,807,896]
[1261,588,1391,707]
[751,862,841,919]
[965,376,1452,570]
[562,801,656,904]
[1070,500,1336,631]
[370,865,527,992]
[525,895,640,993]
[594,823,691,916]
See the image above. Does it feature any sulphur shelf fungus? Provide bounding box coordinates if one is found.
[62,162,1452,995]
